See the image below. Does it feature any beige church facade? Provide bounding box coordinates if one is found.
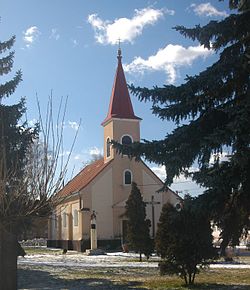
[47,49,180,252]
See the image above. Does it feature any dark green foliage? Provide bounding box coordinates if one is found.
[0,35,38,234]
[0,36,33,176]
[124,182,153,261]
[115,1,250,252]
[156,196,217,285]
[0,33,37,289]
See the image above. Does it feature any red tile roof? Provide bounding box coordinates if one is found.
[57,158,112,198]
[102,50,141,125]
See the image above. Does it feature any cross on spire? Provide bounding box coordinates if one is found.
[117,38,122,60]
[118,38,121,49]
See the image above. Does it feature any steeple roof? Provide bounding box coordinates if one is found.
[102,49,141,125]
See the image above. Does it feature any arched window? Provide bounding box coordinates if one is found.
[106,138,111,158]
[121,135,132,145]
[62,212,67,227]
[73,209,78,226]
[124,170,132,185]
[53,213,57,229]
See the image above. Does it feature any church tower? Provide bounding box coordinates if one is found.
[102,48,141,163]
[101,48,144,236]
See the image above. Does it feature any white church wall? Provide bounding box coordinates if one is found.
[91,167,114,240]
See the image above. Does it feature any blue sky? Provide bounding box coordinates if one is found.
[1,0,231,196]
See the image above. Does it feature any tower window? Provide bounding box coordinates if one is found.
[106,138,111,158]
[121,135,132,145]
[124,170,132,185]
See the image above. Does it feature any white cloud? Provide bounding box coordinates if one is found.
[70,147,104,165]
[28,118,38,127]
[150,165,166,181]
[87,7,172,45]
[68,121,80,131]
[72,39,78,47]
[190,3,228,17]
[150,164,204,197]
[171,173,205,197]
[124,44,212,83]
[89,147,103,156]
[59,151,71,158]
[209,151,230,164]
[23,26,40,48]
[50,28,60,40]
[74,154,82,160]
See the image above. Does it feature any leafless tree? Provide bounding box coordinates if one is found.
[0,95,80,289]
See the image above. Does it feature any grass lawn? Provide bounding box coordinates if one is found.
[18,265,250,289]
[142,269,250,289]
[18,247,250,289]
[23,246,62,255]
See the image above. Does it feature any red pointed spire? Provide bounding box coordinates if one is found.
[102,49,141,126]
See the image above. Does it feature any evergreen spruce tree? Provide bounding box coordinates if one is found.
[156,196,216,285]
[116,0,250,253]
[0,34,37,289]
[0,35,38,225]
[125,182,153,261]
[0,32,76,289]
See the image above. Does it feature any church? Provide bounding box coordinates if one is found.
[47,48,180,252]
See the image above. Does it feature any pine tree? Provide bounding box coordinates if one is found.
[0,30,75,289]
[124,182,153,261]
[116,1,250,253]
[0,36,31,180]
[0,35,37,289]
[0,35,37,230]
[156,196,216,285]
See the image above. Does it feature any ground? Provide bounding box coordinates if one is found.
[18,247,250,289]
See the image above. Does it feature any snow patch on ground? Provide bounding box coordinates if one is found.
[210,264,250,269]
[18,251,158,268]
[18,250,250,269]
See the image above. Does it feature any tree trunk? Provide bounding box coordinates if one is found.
[0,227,18,290]
[220,236,230,257]
[192,272,196,284]
[189,273,192,285]
[183,274,188,285]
